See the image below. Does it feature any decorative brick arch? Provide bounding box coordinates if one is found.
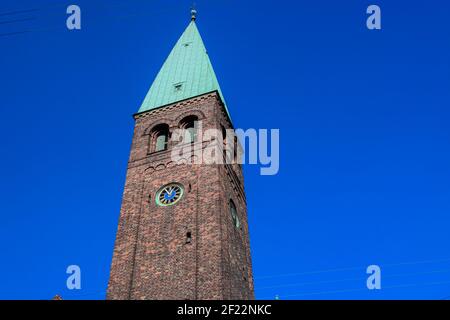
[174,109,206,127]
[143,118,173,136]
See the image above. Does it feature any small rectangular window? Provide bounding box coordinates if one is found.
[174,83,183,92]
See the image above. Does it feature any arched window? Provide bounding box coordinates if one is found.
[151,124,169,152]
[180,115,198,143]
[229,199,240,229]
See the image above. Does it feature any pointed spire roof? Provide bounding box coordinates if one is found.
[138,18,230,119]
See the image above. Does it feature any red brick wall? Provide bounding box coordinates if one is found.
[107,92,254,300]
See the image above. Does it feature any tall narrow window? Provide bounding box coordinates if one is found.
[185,121,197,143]
[151,124,169,153]
[155,132,168,151]
[221,125,227,146]
[230,199,240,229]
[180,116,198,143]
[221,125,227,163]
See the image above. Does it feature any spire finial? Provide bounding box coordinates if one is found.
[190,3,197,21]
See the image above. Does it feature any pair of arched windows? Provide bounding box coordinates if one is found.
[150,116,199,153]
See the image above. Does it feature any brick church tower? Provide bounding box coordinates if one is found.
[106,11,254,300]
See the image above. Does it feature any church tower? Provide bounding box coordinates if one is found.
[107,11,254,300]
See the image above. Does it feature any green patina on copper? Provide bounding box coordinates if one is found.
[138,20,230,120]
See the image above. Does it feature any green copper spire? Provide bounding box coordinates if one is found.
[138,15,230,119]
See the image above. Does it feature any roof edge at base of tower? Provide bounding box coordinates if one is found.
[133,90,232,125]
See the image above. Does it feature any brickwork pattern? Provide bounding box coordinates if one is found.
[107,92,254,300]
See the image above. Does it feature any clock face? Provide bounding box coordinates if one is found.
[156,183,184,206]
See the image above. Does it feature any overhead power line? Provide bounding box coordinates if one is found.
[264,280,450,299]
[0,0,181,40]
[0,30,31,37]
[0,17,36,25]
[0,8,39,17]
[254,257,450,280]
[257,268,450,290]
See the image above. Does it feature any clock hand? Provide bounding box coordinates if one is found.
[166,189,174,198]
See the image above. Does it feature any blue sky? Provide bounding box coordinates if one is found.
[0,0,449,300]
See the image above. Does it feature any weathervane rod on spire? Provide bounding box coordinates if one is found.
[191,2,197,21]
